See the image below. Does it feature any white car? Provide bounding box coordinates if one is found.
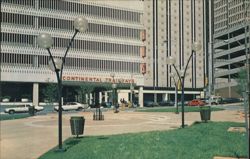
[54,102,88,111]
[206,96,222,105]
[4,104,44,114]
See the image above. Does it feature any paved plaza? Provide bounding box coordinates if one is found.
[0,109,246,159]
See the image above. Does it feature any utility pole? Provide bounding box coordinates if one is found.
[208,0,214,103]
[243,0,250,158]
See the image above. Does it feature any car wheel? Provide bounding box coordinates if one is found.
[9,110,15,114]
[77,107,83,111]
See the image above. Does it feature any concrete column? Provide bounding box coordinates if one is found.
[33,83,39,106]
[162,93,168,101]
[99,92,102,104]
[139,86,143,107]
[89,93,93,104]
[104,92,108,102]
[228,86,231,98]
[85,94,88,104]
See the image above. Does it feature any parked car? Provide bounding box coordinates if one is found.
[199,98,208,103]
[144,101,154,107]
[144,101,158,107]
[100,102,112,108]
[177,101,189,106]
[89,103,98,108]
[188,99,206,106]
[158,100,174,106]
[132,101,139,107]
[205,96,223,105]
[4,104,44,114]
[54,102,88,111]
[221,98,241,104]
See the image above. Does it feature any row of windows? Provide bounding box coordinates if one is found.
[229,14,245,24]
[214,15,245,30]
[229,0,244,7]
[214,6,227,15]
[53,37,141,56]
[229,5,244,15]
[1,0,34,6]
[214,22,227,31]
[214,13,227,23]
[2,0,141,23]
[1,33,34,45]
[39,17,141,39]
[1,33,141,56]
[1,12,34,25]
[39,0,141,23]
[1,53,140,73]
[1,13,141,40]
[214,0,227,8]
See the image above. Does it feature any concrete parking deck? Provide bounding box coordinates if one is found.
[0,109,246,159]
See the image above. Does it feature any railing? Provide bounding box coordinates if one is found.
[215,67,244,78]
[214,81,238,89]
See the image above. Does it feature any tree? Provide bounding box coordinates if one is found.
[77,83,96,104]
[236,68,247,97]
[42,83,57,104]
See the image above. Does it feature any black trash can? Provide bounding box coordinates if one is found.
[200,106,211,122]
[28,105,35,116]
[70,116,85,138]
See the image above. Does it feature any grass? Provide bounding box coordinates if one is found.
[0,113,31,121]
[136,106,224,112]
[39,122,247,159]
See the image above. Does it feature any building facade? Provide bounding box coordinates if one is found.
[1,0,146,105]
[1,0,207,106]
[213,0,250,97]
[142,0,207,102]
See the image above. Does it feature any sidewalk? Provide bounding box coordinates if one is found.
[0,109,246,159]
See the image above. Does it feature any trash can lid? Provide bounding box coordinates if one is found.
[70,116,84,120]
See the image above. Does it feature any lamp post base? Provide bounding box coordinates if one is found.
[180,124,188,128]
[54,147,67,153]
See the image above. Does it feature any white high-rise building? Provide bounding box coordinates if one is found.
[142,0,207,102]
[1,0,146,105]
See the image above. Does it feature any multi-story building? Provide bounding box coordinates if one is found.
[213,0,250,97]
[1,0,208,107]
[1,0,146,106]
[142,0,207,102]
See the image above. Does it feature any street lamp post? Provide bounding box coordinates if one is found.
[112,83,118,113]
[110,73,118,113]
[167,42,201,128]
[130,84,134,107]
[170,72,179,114]
[37,17,88,151]
[130,74,134,107]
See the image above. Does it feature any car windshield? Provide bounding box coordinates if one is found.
[17,105,26,107]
